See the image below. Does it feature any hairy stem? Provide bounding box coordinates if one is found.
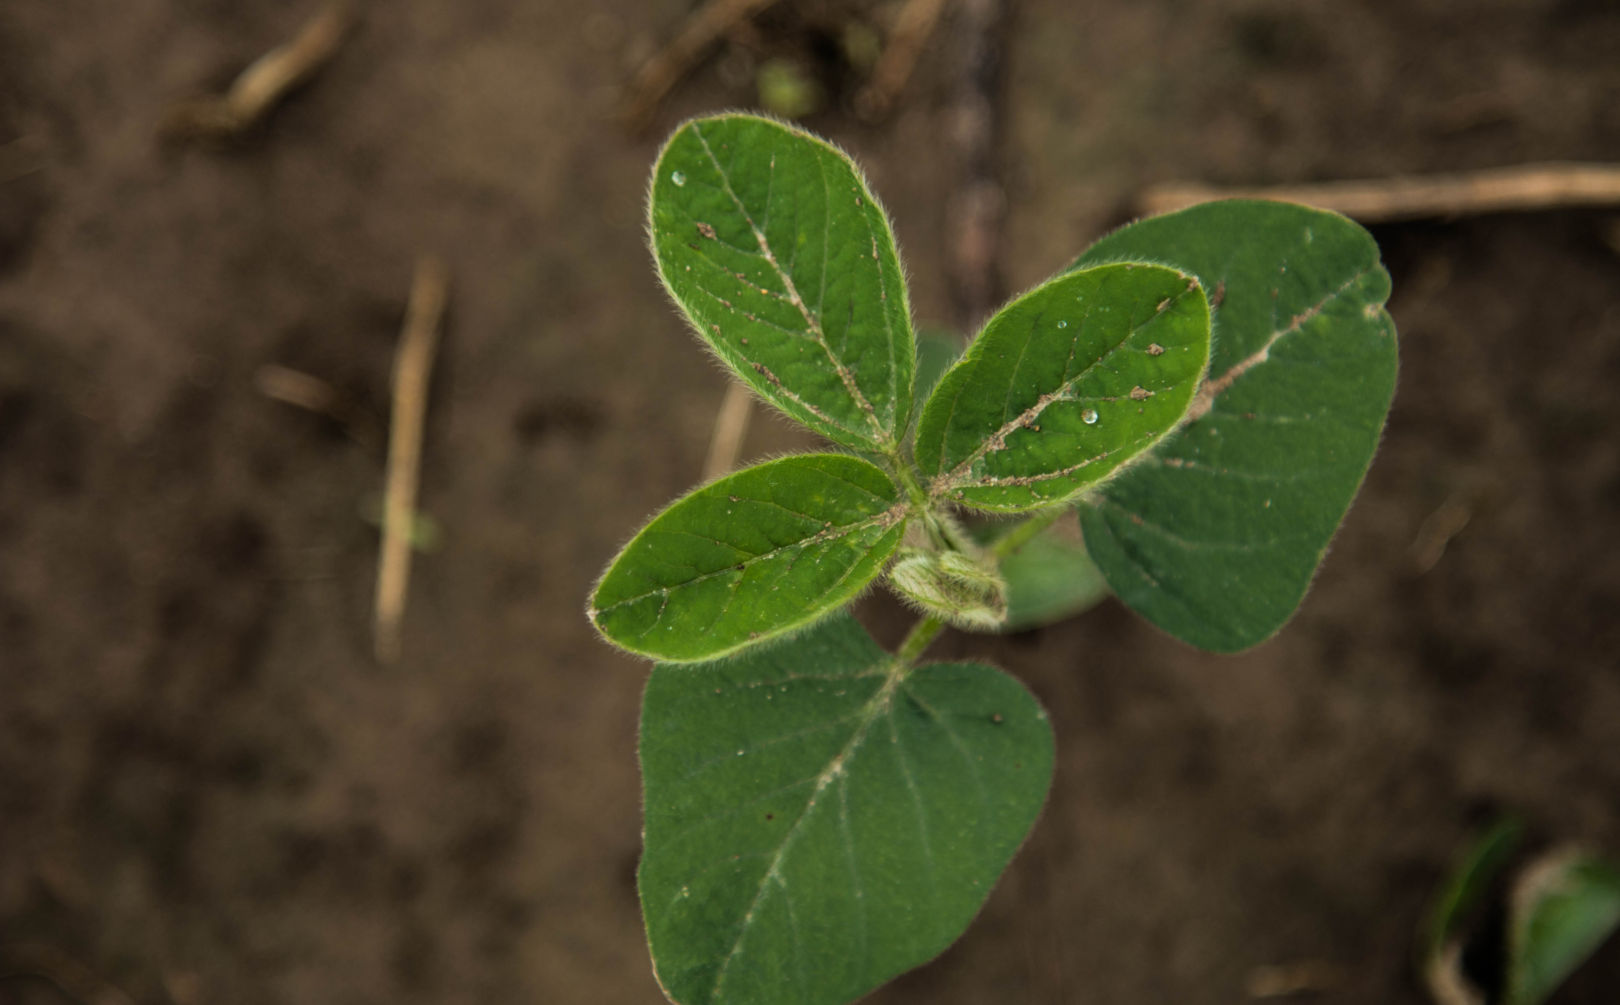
[932,509,980,555]
[989,505,1067,560]
[889,455,931,511]
[893,615,946,669]
[890,457,975,554]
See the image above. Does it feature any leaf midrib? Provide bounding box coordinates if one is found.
[691,123,893,449]
[1185,265,1375,423]
[707,664,905,1002]
[931,287,1194,494]
[593,502,909,617]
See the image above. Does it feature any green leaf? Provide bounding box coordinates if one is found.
[639,613,1054,1005]
[998,527,1111,631]
[914,263,1210,513]
[650,114,915,453]
[1507,853,1620,1005]
[591,455,908,662]
[1072,200,1398,652]
[1424,818,1524,960]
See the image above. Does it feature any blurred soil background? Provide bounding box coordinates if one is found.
[3,0,1620,1003]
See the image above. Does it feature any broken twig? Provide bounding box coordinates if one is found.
[374,256,449,665]
[623,0,781,130]
[854,0,950,122]
[1139,162,1620,222]
[702,381,754,482]
[944,0,1007,331]
[254,363,379,450]
[162,2,353,141]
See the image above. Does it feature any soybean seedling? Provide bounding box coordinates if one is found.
[590,113,1397,1005]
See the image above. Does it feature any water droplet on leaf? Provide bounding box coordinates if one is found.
[1081,408,1099,425]
[670,171,686,186]
[1056,320,1068,329]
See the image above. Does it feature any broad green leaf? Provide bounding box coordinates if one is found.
[1507,853,1620,1005]
[639,613,1054,1005]
[998,527,1111,631]
[591,455,908,662]
[650,114,915,453]
[914,263,1210,513]
[1072,200,1398,652]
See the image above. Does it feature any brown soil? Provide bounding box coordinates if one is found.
[3,1,1619,1003]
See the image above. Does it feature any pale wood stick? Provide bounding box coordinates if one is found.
[945,0,1007,331]
[1139,162,1620,222]
[374,257,449,665]
[255,363,335,408]
[702,381,754,482]
[854,0,950,122]
[254,363,379,450]
[623,0,781,130]
[162,2,353,140]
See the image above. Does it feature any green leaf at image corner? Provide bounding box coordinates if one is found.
[915,263,1210,513]
[590,454,908,663]
[1071,200,1398,653]
[650,114,916,454]
[638,612,1054,1005]
[1508,853,1620,1005]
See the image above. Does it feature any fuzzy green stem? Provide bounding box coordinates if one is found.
[889,457,931,512]
[893,615,946,669]
[932,510,980,555]
[990,505,1068,560]
[888,459,975,554]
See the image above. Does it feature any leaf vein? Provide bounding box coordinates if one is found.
[592,506,905,618]
[707,669,899,999]
[691,122,889,447]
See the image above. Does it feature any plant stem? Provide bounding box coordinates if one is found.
[893,615,946,669]
[933,510,980,555]
[890,456,931,511]
[990,505,1067,560]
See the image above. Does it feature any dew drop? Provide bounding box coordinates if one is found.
[671,170,686,186]
[1081,408,1099,425]
[1056,320,1068,329]
[736,749,746,756]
